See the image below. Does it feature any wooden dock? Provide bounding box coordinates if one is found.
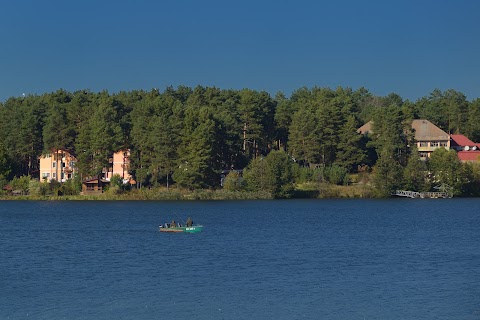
[393,190,452,199]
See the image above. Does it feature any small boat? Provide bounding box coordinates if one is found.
[159,224,203,233]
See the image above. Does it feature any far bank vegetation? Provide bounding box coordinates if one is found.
[1,86,480,199]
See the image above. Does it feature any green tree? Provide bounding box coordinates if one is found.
[238,89,276,159]
[428,148,462,195]
[403,147,428,191]
[288,108,319,165]
[222,171,245,191]
[316,101,342,166]
[0,143,12,180]
[243,157,269,192]
[459,162,480,196]
[466,98,480,142]
[174,107,220,189]
[274,91,296,150]
[10,175,31,195]
[335,115,366,172]
[372,147,403,197]
[243,150,294,198]
[89,97,123,176]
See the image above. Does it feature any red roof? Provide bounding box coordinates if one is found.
[457,151,480,161]
[450,134,476,146]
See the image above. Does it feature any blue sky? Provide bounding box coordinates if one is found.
[1,0,479,102]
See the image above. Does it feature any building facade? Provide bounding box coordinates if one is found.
[39,150,77,182]
[103,150,132,184]
[411,120,450,159]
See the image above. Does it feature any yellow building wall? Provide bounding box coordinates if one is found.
[104,150,132,183]
[39,150,77,182]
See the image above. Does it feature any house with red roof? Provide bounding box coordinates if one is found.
[450,134,480,162]
[358,120,480,162]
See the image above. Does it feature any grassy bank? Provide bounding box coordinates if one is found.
[0,182,377,200]
[294,182,376,199]
[0,188,274,201]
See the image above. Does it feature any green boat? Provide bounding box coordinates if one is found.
[159,224,203,233]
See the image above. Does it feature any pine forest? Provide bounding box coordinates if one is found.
[1,86,480,198]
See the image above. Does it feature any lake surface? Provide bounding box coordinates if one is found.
[1,199,479,319]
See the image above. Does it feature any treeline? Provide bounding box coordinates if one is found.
[1,86,480,197]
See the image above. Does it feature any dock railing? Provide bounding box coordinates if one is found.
[393,190,452,198]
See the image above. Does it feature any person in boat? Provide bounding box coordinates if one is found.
[186,217,193,227]
[171,219,177,228]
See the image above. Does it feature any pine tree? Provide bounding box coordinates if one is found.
[372,146,403,197]
[335,115,366,172]
[288,108,319,165]
[403,147,428,191]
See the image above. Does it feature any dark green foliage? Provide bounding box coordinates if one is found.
[62,175,81,195]
[466,99,480,142]
[173,107,221,189]
[324,165,349,185]
[335,115,366,172]
[459,162,480,196]
[0,143,12,180]
[428,148,462,195]
[288,108,319,164]
[403,147,428,192]
[10,175,31,194]
[244,150,294,198]
[417,89,468,134]
[222,171,245,191]
[1,85,480,197]
[372,147,404,197]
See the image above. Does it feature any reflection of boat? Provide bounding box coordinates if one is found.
[159,224,203,233]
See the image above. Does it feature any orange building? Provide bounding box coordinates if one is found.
[103,150,132,184]
[39,150,77,182]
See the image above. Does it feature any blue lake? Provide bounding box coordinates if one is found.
[1,199,480,319]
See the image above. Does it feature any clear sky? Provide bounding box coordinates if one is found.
[1,0,479,102]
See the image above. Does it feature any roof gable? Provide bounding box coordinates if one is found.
[357,121,373,135]
[450,134,480,147]
[411,120,449,141]
[358,119,449,141]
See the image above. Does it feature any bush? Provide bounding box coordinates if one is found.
[10,176,31,195]
[243,151,294,198]
[325,165,349,185]
[222,171,245,191]
[63,175,81,195]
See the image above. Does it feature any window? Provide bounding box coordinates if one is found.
[62,162,66,168]
[440,141,448,147]
[419,152,429,158]
[419,142,428,147]
[53,173,56,178]
[431,142,440,147]
[52,162,56,168]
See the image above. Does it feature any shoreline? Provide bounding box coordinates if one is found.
[0,183,378,200]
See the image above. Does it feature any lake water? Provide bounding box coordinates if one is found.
[1,199,479,319]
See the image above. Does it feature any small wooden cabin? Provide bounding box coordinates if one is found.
[82,178,109,194]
